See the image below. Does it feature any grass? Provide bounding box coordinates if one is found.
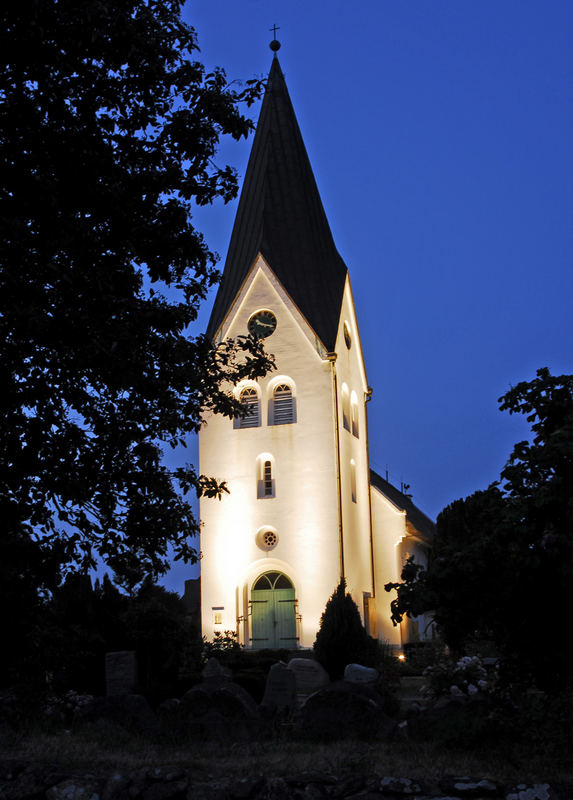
[2,726,572,788]
[2,667,571,789]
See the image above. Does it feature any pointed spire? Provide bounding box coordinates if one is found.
[207,56,348,351]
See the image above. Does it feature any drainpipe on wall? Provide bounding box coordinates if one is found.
[327,352,345,581]
[364,386,375,596]
[364,386,377,632]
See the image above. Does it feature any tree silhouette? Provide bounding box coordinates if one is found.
[0,0,273,600]
[385,368,573,692]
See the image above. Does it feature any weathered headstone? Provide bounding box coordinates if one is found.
[287,658,329,695]
[74,694,160,737]
[261,662,296,714]
[297,681,388,740]
[105,650,137,696]
[202,657,232,683]
[181,681,261,742]
[344,663,379,687]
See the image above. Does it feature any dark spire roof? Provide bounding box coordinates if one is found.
[206,56,348,351]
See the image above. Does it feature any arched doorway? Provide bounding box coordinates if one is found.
[250,572,297,650]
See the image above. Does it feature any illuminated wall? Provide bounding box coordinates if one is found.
[331,280,375,624]
[200,254,342,647]
[370,484,433,645]
[200,253,432,649]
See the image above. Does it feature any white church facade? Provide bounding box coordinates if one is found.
[199,51,434,651]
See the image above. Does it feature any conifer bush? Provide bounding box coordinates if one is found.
[313,579,377,679]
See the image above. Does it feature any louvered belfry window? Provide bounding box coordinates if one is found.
[272,384,294,425]
[237,387,260,428]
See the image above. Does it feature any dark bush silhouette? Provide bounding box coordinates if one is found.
[313,579,377,679]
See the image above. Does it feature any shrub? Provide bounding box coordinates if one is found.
[202,630,242,664]
[422,655,491,699]
[313,579,377,679]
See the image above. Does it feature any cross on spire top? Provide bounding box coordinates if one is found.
[269,24,281,52]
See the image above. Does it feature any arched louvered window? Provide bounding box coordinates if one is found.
[272,383,295,425]
[235,386,260,429]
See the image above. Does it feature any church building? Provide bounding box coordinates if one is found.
[199,47,434,651]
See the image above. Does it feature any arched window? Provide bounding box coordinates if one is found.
[341,384,350,431]
[234,386,260,429]
[257,455,275,498]
[351,393,359,438]
[271,383,296,425]
[253,572,293,590]
[350,459,357,503]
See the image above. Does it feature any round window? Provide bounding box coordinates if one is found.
[256,528,279,551]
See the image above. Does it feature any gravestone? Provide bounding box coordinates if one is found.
[287,658,329,695]
[182,681,261,742]
[202,657,232,683]
[74,694,160,737]
[297,681,390,740]
[105,650,137,696]
[261,662,296,714]
[344,663,379,687]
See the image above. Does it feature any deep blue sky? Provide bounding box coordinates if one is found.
[164,1,573,593]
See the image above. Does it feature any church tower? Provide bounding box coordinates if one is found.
[199,49,433,650]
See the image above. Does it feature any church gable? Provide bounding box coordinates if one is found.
[217,253,332,362]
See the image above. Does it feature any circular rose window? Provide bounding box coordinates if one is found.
[256,528,279,551]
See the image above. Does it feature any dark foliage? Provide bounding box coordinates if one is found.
[0,0,275,683]
[313,579,377,679]
[385,368,573,692]
[39,573,198,702]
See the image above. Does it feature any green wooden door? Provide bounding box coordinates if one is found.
[251,572,297,649]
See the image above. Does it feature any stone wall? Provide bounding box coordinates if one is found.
[0,761,565,800]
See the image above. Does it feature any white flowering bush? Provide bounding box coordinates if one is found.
[44,689,93,723]
[422,655,490,699]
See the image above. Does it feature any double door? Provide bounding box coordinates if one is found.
[250,571,297,649]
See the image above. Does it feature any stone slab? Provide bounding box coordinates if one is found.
[105,651,137,696]
[261,661,296,713]
[287,658,329,694]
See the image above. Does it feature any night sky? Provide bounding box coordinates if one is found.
[164,1,573,593]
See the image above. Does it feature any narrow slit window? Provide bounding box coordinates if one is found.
[351,402,359,438]
[350,459,357,503]
[263,460,273,496]
[257,455,275,498]
[235,387,260,429]
[272,384,295,425]
[342,386,350,431]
